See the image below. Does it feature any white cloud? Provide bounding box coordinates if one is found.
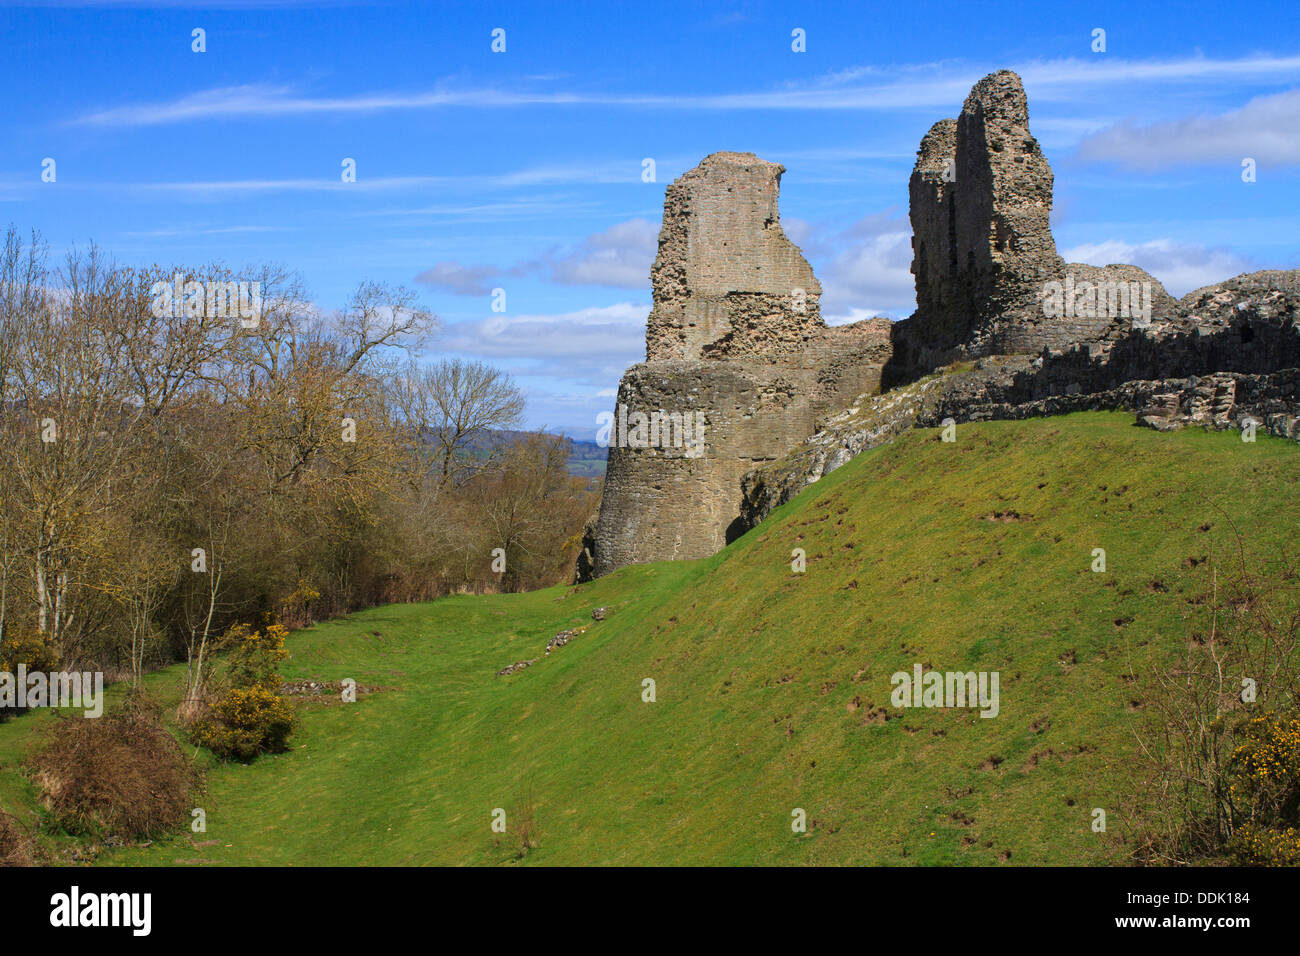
[376,197,598,220]
[122,224,286,238]
[546,218,659,288]
[415,219,661,296]
[437,302,649,369]
[799,210,916,322]
[128,175,445,196]
[415,262,513,297]
[433,300,650,434]
[1061,238,1254,297]
[438,298,648,435]
[98,164,647,199]
[68,54,1300,128]
[1076,88,1300,170]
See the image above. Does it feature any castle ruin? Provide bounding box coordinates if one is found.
[579,71,1300,580]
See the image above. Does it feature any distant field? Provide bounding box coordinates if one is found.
[564,439,607,478]
[460,428,606,477]
[2,412,1296,865]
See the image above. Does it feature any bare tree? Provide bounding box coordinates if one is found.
[390,357,526,489]
[337,280,436,376]
[4,244,148,655]
[0,226,45,645]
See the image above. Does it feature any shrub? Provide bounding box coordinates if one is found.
[1222,711,1300,864]
[0,811,34,866]
[280,579,322,629]
[1229,824,1300,865]
[28,694,200,839]
[189,684,295,761]
[1128,540,1300,864]
[0,626,60,720]
[222,621,290,691]
[187,620,295,760]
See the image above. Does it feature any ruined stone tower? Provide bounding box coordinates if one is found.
[647,152,824,360]
[900,70,1065,362]
[584,152,891,578]
[954,70,1064,345]
[897,70,1174,372]
[908,118,959,348]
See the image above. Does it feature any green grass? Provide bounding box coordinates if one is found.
[3,412,1298,865]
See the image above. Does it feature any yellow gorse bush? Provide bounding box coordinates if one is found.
[189,620,295,760]
[1226,710,1300,865]
[0,626,59,677]
[1230,824,1300,867]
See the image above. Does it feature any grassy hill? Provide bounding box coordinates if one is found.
[2,411,1298,865]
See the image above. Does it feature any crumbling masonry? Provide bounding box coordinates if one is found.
[584,152,890,577]
[579,72,1300,579]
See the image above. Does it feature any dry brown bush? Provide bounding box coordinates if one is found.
[28,694,201,839]
[0,811,34,866]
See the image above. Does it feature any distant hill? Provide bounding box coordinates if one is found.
[452,428,607,478]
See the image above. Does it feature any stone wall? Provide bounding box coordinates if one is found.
[646,152,824,362]
[740,269,1300,529]
[590,323,892,576]
[587,152,893,578]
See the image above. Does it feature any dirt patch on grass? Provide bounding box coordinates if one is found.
[861,704,891,726]
[981,510,1029,522]
[1023,743,1097,772]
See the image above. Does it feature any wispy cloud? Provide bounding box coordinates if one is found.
[68,54,1300,129]
[1075,88,1300,170]
[128,175,446,195]
[123,224,288,238]
[370,197,603,222]
[416,218,660,294]
[438,302,649,369]
[1061,238,1255,297]
[70,83,595,128]
[103,162,650,198]
[0,181,35,202]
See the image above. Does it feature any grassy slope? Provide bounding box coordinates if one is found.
[2,412,1297,865]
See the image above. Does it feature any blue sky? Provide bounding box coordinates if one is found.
[3,0,1299,436]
